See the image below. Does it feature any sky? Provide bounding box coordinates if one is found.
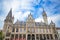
[0,0,60,29]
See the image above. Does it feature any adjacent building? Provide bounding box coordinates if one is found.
[56,27,60,40]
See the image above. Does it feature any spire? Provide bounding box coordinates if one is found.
[27,13,34,22]
[42,8,47,16]
[28,13,33,20]
[50,20,55,26]
[50,20,55,24]
[15,20,20,25]
[5,8,12,22]
[7,8,12,18]
[42,8,48,24]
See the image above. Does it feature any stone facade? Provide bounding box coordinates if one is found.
[3,9,59,40]
[56,28,60,40]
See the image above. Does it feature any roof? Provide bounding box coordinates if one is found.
[14,20,47,27]
[56,27,60,30]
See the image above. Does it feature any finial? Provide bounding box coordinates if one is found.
[30,12,32,15]
[42,7,45,13]
[51,20,53,23]
[43,7,44,11]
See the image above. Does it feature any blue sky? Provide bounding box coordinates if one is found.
[0,0,60,29]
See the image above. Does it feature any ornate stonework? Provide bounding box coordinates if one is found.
[3,9,59,40]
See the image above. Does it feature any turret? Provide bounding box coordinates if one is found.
[4,8,14,23]
[3,8,14,35]
[26,13,35,27]
[50,20,55,27]
[26,13,34,22]
[42,8,48,24]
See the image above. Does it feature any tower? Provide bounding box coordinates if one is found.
[5,8,14,22]
[27,13,34,22]
[3,8,14,36]
[42,8,48,24]
[26,13,35,27]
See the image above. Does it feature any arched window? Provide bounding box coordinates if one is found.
[55,34,58,39]
[11,34,14,38]
[28,28,30,32]
[50,34,53,39]
[36,28,38,32]
[19,34,22,38]
[47,34,49,39]
[12,28,15,32]
[6,33,10,37]
[36,34,39,40]
[24,28,26,32]
[16,28,18,32]
[23,34,26,38]
[31,28,35,33]
[20,28,22,32]
[40,34,42,40]
[15,34,18,38]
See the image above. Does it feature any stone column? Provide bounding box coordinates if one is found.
[52,34,55,40]
[18,34,19,40]
[35,34,36,40]
[45,34,47,40]
[42,34,44,40]
[49,34,51,40]
[26,34,27,40]
[39,35,41,39]
[38,34,40,40]
[31,34,32,40]
[22,34,23,40]
[14,34,15,40]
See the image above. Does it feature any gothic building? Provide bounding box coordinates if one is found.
[3,9,59,40]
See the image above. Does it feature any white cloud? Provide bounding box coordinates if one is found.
[0,16,5,29]
[35,14,60,27]
[48,14,60,27]
[0,0,60,29]
[13,11,30,23]
[35,17,44,22]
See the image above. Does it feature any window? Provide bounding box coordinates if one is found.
[16,28,18,32]
[24,28,26,32]
[55,34,57,39]
[11,34,14,38]
[8,27,9,29]
[50,34,53,39]
[46,29,49,33]
[43,34,46,39]
[40,29,43,33]
[40,34,42,40]
[23,34,26,38]
[12,28,15,32]
[5,39,9,40]
[36,28,38,32]
[20,28,22,32]
[36,34,39,39]
[47,34,49,39]
[28,28,30,32]
[31,28,35,33]
[6,33,10,37]
[28,23,34,27]
[19,34,22,38]
[39,29,41,32]
[15,34,18,38]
